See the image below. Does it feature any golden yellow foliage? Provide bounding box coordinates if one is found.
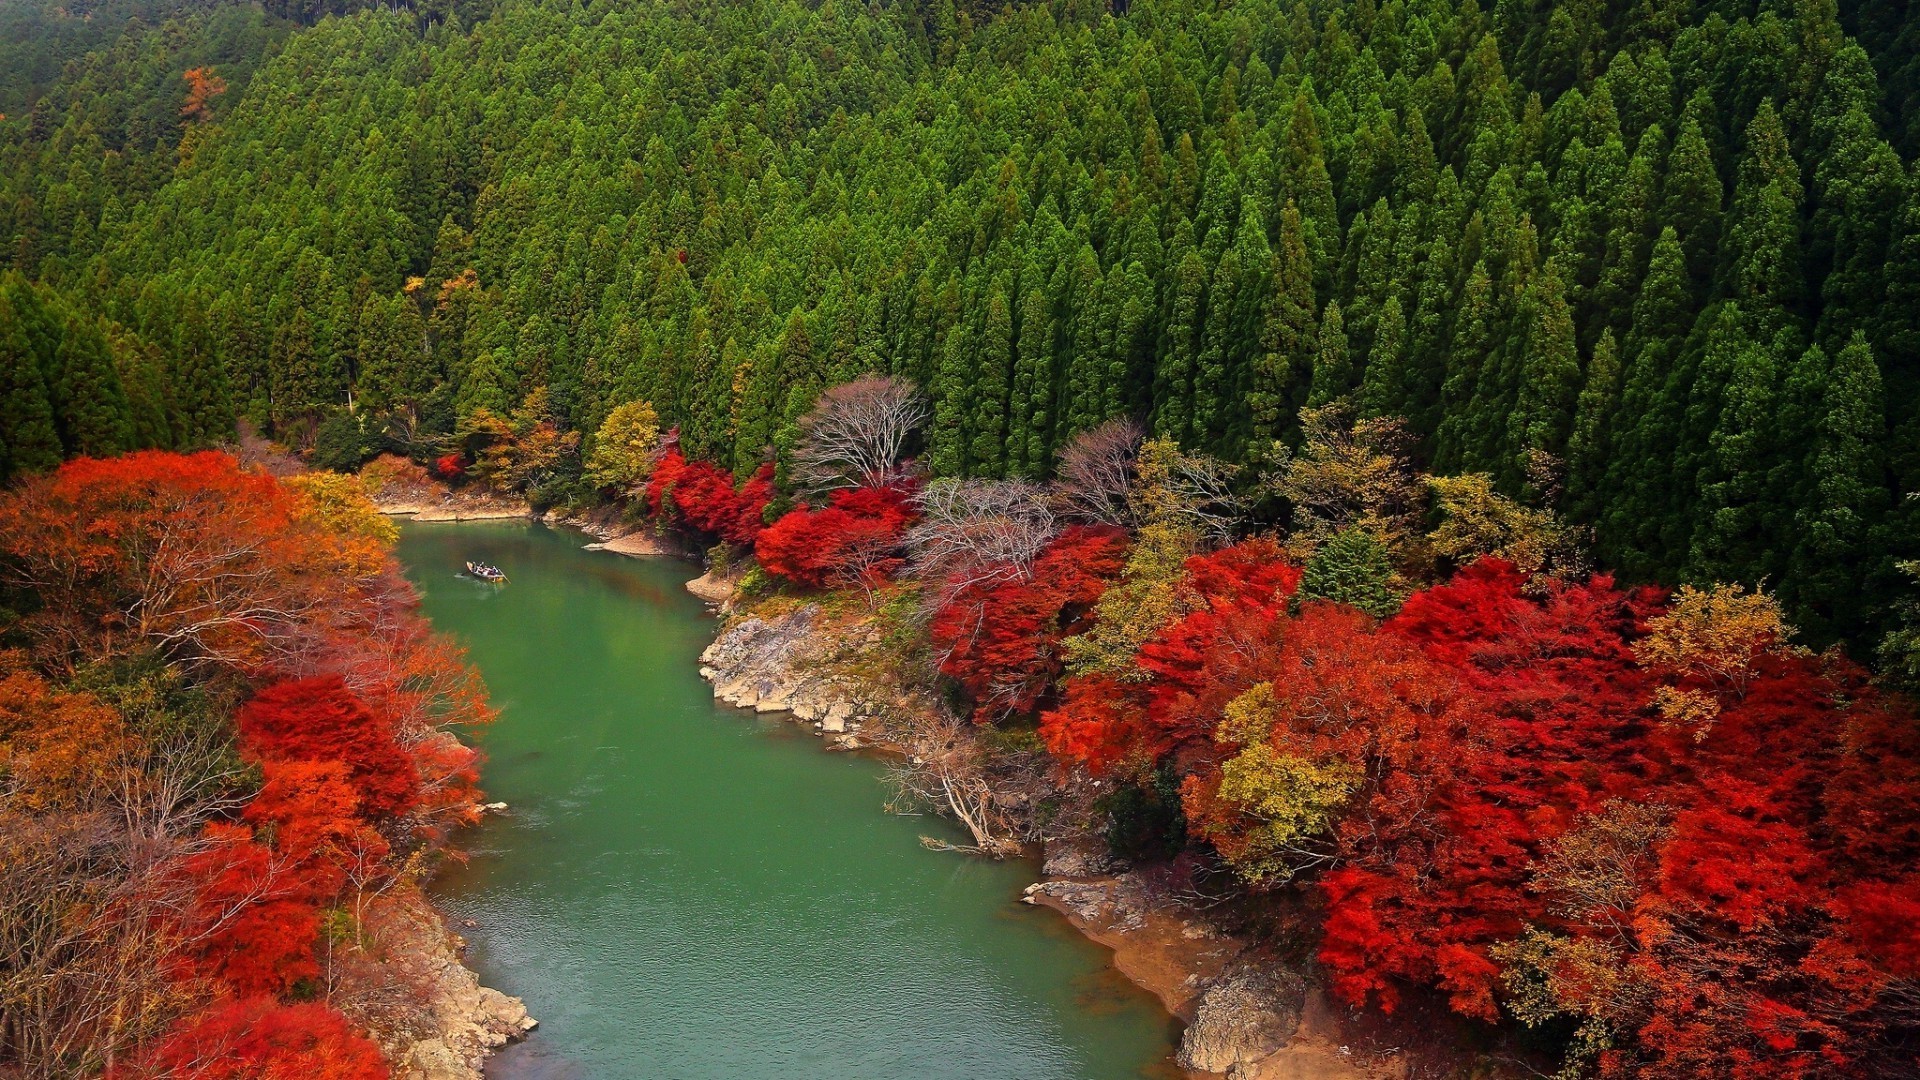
[1636,583,1793,691]
[1061,440,1203,679]
[1189,683,1361,884]
[585,400,662,491]
[284,472,398,549]
[1270,404,1426,567]
[1426,472,1579,577]
[0,662,134,812]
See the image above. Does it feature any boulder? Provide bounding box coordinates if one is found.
[1176,967,1308,1074]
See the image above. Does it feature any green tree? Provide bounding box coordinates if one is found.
[1297,527,1401,617]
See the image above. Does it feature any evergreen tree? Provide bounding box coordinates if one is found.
[1565,329,1620,514]
[1251,202,1316,440]
[1154,250,1207,446]
[970,283,1014,476]
[1507,261,1581,478]
[48,311,132,457]
[0,280,60,480]
[1786,332,1888,637]
[1661,107,1723,288]
[1688,304,1782,585]
[1357,294,1406,420]
[1307,300,1351,409]
[1298,527,1400,618]
[1010,287,1052,476]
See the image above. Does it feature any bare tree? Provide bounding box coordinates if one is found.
[904,479,1059,598]
[1052,417,1145,528]
[882,711,1034,858]
[791,375,928,495]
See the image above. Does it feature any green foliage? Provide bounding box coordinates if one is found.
[2,0,1916,650]
[1101,763,1187,863]
[1297,527,1402,618]
[311,411,377,473]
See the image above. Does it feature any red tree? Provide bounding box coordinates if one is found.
[930,525,1129,723]
[646,447,774,545]
[756,484,920,589]
[238,676,420,819]
[133,997,386,1079]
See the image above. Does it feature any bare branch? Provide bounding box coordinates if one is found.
[791,375,929,495]
[1052,417,1144,528]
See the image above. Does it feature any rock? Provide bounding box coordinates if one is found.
[352,888,535,1080]
[1176,967,1308,1074]
[821,702,851,733]
[404,1039,468,1080]
[1042,836,1120,878]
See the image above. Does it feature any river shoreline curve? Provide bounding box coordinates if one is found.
[380,504,1414,1079]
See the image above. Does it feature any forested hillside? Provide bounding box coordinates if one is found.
[3,0,1917,643]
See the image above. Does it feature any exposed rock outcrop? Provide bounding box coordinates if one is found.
[1177,967,1308,1074]
[345,886,536,1080]
[699,608,873,739]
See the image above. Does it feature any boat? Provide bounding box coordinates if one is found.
[465,561,508,583]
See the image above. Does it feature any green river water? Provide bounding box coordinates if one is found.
[397,521,1181,1079]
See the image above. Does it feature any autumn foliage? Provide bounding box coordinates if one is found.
[0,452,494,1075]
[1041,556,1920,1077]
[928,525,1128,723]
[645,445,774,545]
[130,997,385,1080]
[755,483,919,589]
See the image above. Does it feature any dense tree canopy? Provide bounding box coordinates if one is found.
[6,0,1920,647]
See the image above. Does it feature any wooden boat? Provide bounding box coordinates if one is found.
[465,561,507,583]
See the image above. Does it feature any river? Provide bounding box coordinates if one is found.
[397,521,1182,1079]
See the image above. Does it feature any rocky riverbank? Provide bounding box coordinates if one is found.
[693,602,1416,1080]
[341,884,539,1079]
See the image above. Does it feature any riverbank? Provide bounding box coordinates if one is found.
[339,883,538,1078]
[379,505,1443,1079]
[693,599,1425,1080]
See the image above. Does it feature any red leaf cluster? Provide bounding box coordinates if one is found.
[1040,552,1920,1076]
[128,996,385,1080]
[929,525,1129,723]
[0,453,504,1075]
[756,483,920,588]
[239,676,421,820]
[645,447,774,545]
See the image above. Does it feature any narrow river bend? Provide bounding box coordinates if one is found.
[398,522,1181,1079]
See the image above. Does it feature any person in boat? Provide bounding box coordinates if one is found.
[465,561,506,581]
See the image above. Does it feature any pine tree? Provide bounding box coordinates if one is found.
[1281,84,1338,271]
[0,280,60,480]
[1010,287,1053,476]
[48,311,132,458]
[1193,249,1240,453]
[1688,304,1783,585]
[1306,300,1351,409]
[1566,329,1621,515]
[1786,332,1888,638]
[1154,250,1207,445]
[1723,101,1805,350]
[1250,202,1316,440]
[1506,261,1581,478]
[929,320,974,476]
[1661,107,1722,288]
[1298,527,1401,618]
[970,283,1014,476]
[1358,294,1406,420]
